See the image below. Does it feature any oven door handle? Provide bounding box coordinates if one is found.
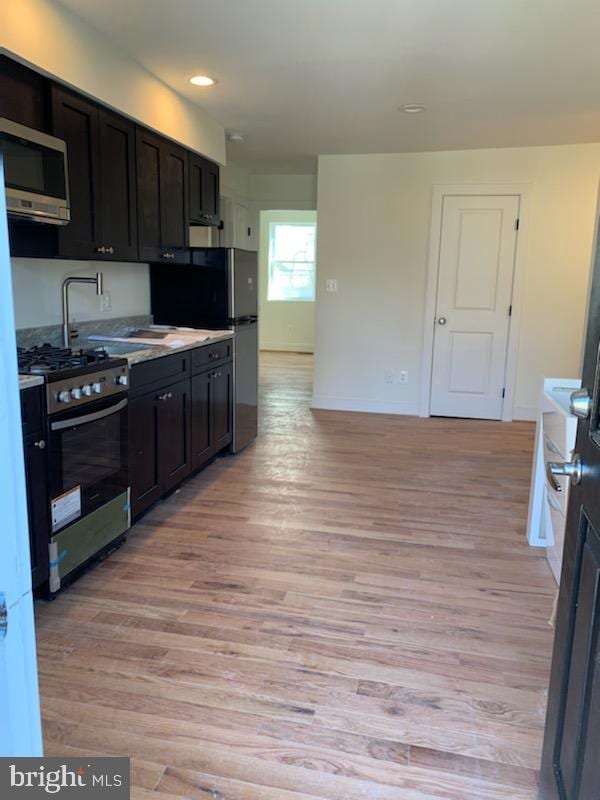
[50,397,128,431]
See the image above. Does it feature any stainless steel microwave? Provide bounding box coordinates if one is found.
[0,118,70,225]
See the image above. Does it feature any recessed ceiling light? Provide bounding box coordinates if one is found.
[189,75,217,87]
[400,104,426,113]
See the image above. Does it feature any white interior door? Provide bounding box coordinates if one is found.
[430,194,520,419]
[0,154,43,756]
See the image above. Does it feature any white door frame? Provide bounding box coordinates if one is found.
[419,183,531,422]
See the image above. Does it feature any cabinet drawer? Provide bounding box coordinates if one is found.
[191,340,232,374]
[20,386,44,436]
[130,352,190,397]
[545,488,567,584]
[542,410,570,460]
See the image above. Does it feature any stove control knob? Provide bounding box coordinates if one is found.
[71,387,82,400]
[82,384,92,397]
[58,390,71,403]
[93,382,103,394]
[116,375,129,386]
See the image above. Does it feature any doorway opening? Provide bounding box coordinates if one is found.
[258,210,317,401]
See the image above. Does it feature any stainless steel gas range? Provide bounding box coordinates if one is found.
[18,344,131,594]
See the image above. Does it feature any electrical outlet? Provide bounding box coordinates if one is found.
[384,369,395,384]
[326,279,338,292]
[100,291,112,312]
[399,370,408,384]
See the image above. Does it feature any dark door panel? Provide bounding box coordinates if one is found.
[161,142,188,250]
[540,216,600,797]
[98,109,137,260]
[189,153,206,224]
[191,371,213,470]
[129,391,161,518]
[212,362,233,453]
[136,127,162,262]
[158,379,191,492]
[23,435,50,590]
[204,159,220,225]
[52,86,101,258]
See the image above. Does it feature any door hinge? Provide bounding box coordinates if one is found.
[515,218,520,231]
[508,304,512,317]
[247,227,252,237]
[502,388,506,398]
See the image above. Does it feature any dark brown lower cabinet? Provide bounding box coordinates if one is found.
[20,387,50,590]
[212,363,233,453]
[129,378,191,519]
[130,351,233,519]
[191,363,233,471]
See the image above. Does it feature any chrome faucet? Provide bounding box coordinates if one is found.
[62,272,103,348]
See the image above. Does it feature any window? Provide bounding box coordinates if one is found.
[268,222,316,301]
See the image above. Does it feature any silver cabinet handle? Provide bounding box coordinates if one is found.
[0,592,7,641]
[106,246,114,255]
[34,439,46,449]
[161,252,175,260]
[546,454,582,492]
[570,388,592,419]
[437,316,447,325]
[95,246,107,254]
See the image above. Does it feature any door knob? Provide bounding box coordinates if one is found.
[546,453,582,491]
[570,388,592,419]
[0,592,7,641]
[437,316,447,325]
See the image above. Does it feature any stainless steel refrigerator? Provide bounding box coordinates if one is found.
[150,248,258,452]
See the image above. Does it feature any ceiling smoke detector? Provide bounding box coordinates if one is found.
[227,132,245,142]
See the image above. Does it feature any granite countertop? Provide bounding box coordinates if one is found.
[85,329,234,367]
[19,375,45,391]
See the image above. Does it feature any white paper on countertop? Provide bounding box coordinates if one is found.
[89,333,211,348]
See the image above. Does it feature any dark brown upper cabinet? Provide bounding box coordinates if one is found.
[0,55,51,133]
[189,152,220,226]
[136,127,189,263]
[51,85,137,261]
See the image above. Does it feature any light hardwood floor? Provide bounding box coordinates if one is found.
[36,351,556,799]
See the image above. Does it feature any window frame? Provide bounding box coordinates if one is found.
[267,221,317,303]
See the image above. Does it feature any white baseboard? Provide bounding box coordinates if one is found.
[260,342,313,353]
[311,395,418,415]
[512,405,537,421]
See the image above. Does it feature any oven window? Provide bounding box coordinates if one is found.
[3,135,66,198]
[62,413,122,493]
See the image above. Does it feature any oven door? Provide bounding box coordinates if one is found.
[48,395,128,533]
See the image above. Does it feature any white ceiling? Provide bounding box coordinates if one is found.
[57,0,600,173]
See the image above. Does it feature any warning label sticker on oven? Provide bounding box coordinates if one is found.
[51,485,82,531]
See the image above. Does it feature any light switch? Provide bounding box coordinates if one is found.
[326,279,338,293]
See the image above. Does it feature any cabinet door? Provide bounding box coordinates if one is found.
[98,109,137,260]
[158,379,191,493]
[51,86,102,259]
[212,363,233,453]
[204,160,220,226]
[189,153,207,224]
[22,435,50,590]
[161,141,188,250]
[129,391,161,519]
[191,370,213,470]
[136,127,163,262]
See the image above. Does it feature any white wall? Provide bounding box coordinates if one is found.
[313,145,600,418]
[11,259,149,329]
[0,0,225,163]
[259,210,317,353]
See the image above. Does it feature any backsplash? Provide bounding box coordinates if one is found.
[15,314,153,350]
[10,258,151,329]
